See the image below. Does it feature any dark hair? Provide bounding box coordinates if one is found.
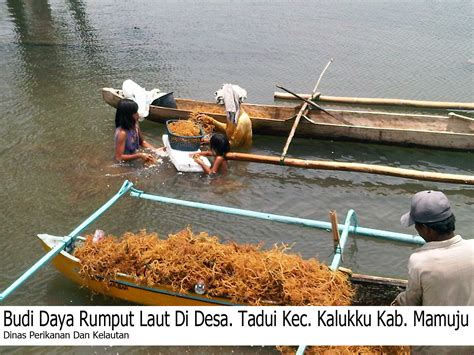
[115,99,138,130]
[419,215,456,235]
[210,133,230,156]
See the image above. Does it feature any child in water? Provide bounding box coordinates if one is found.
[114,99,159,163]
[192,133,230,174]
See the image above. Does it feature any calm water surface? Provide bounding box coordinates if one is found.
[0,0,473,352]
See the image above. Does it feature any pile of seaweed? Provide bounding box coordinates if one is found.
[189,112,215,135]
[74,228,353,306]
[74,228,409,354]
[168,120,201,136]
[278,345,409,355]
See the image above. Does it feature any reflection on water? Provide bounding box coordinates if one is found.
[7,0,53,42]
[66,0,103,63]
[7,0,64,99]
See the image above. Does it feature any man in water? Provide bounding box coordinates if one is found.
[394,190,474,306]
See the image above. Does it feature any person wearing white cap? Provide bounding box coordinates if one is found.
[394,190,474,306]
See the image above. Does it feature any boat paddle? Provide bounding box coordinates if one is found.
[276,84,351,125]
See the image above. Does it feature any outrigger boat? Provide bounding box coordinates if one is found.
[102,88,474,151]
[2,181,418,306]
[37,233,406,307]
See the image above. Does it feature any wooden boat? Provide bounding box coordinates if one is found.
[39,234,406,306]
[102,88,474,151]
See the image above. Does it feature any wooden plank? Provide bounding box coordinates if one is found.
[350,273,407,287]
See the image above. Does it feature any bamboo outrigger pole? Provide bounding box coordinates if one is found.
[225,152,474,185]
[281,58,334,160]
[274,91,474,110]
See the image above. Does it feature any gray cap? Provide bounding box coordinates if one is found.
[400,190,453,227]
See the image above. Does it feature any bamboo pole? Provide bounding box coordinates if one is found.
[330,209,357,270]
[281,59,333,160]
[329,210,340,249]
[274,92,474,110]
[225,152,474,185]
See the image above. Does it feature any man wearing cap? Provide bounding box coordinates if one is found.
[394,190,474,306]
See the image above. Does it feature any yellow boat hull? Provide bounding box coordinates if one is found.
[39,234,406,306]
[38,234,235,306]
